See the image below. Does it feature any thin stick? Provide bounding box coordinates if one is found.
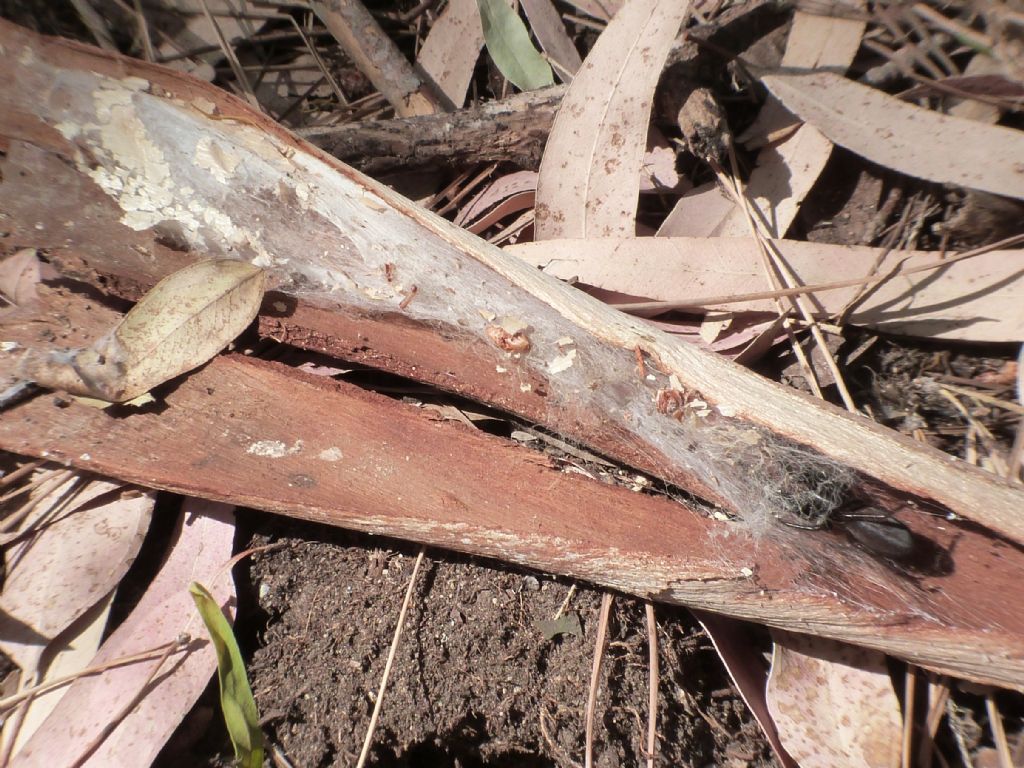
[986,693,1013,768]
[0,638,188,715]
[309,0,446,116]
[0,381,40,411]
[917,677,949,768]
[0,465,66,507]
[644,602,658,768]
[539,704,583,768]
[727,147,857,411]
[0,459,44,489]
[585,593,614,768]
[356,548,426,768]
[902,666,916,768]
[435,163,499,217]
[553,584,577,620]
[939,383,1024,417]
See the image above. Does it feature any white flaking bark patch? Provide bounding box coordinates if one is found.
[44,69,276,265]
[318,447,344,461]
[548,348,576,374]
[194,136,241,184]
[246,439,304,458]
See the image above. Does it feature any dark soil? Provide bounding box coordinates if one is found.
[176,516,774,767]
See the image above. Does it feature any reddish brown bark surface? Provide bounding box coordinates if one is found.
[2,18,1024,688]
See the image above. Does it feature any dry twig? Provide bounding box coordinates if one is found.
[356,548,426,768]
[584,593,614,768]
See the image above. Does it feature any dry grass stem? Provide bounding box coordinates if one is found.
[986,693,1013,768]
[720,146,857,412]
[711,161,825,399]
[902,666,916,768]
[644,602,658,768]
[130,0,155,62]
[356,548,426,768]
[197,0,260,109]
[584,593,614,768]
[0,638,188,716]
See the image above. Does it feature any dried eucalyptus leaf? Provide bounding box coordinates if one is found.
[19,260,265,403]
[16,348,93,395]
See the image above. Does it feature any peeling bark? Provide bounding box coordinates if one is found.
[1,287,1022,689]
[2,19,1024,687]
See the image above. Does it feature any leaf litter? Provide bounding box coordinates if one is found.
[1,0,1024,766]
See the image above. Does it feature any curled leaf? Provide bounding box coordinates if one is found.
[18,259,265,402]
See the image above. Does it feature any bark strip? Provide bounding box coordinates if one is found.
[0,347,1021,689]
[2,19,1024,688]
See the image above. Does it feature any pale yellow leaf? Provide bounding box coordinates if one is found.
[534,0,690,240]
[767,632,901,768]
[18,259,265,402]
[761,71,1024,200]
[507,237,1024,341]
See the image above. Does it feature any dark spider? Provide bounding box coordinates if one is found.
[779,506,917,562]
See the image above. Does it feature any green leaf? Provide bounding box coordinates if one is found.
[477,0,554,91]
[189,581,263,768]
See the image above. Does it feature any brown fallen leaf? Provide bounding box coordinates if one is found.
[697,611,797,767]
[507,237,1024,342]
[534,0,690,239]
[454,170,539,234]
[10,500,235,767]
[417,0,486,106]
[520,0,583,80]
[663,6,865,239]
[761,70,1024,201]
[0,475,153,665]
[0,249,44,308]
[0,474,153,751]
[16,259,265,402]
[767,630,902,768]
